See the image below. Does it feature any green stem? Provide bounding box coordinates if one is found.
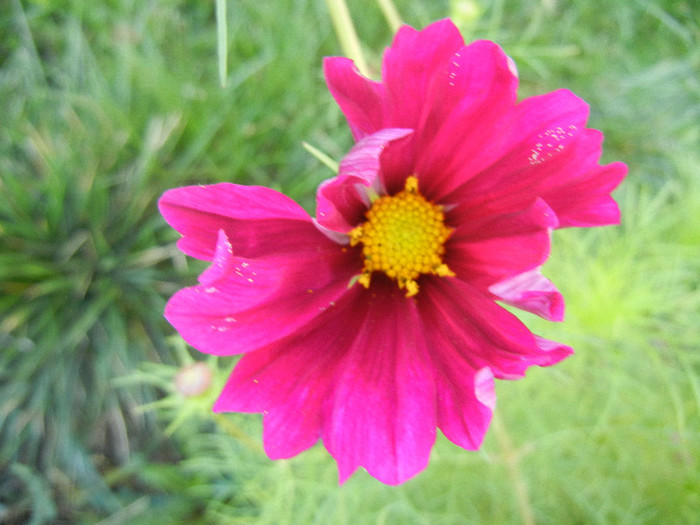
[213,414,264,453]
[324,0,370,76]
[492,411,536,525]
[376,0,402,32]
[302,141,339,173]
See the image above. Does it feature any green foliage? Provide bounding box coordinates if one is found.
[1,0,698,523]
[0,2,192,520]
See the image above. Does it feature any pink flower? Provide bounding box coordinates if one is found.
[159,19,626,485]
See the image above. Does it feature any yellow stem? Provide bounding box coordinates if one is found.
[376,0,402,32]
[215,0,227,87]
[324,0,370,76]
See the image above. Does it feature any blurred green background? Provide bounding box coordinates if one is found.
[1,0,698,523]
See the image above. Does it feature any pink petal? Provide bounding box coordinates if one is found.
[323,57,385,140]
[541,158,627,227]
[436,89,591,206]
[324,20,625,231]
[510,127,627,227]
[446,198,556,291]
[214,286,366,459]
[198,229,237,286]
[419,278,573,381]
[533,335,575,366]
[316,128,413,233]
[164,224,360,356]
[381,19,465,130]
[213,287,369,459]
[324,280,436,485]
[216,281,438,483]
[323,19,464,140]
[489,268,565,321]
[434,359,495,450]
[439,90,625,228]
[376,132,419,196]
[416,40,518,195]
[158,183,314,261]
[474,367,497,412]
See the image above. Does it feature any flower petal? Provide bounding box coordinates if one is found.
[439,89,588,200]
[213,287,368,459]
[416,40,518,194]
[316,128,413,233]
[323,57,385,140]
[434,361,495,450]
[380,19,465,130]
[216,280,437,484]
[323,19,464,140]
[489,268,565,321]
[439,90,625,227]
[532,335,575,367]
[447,198,557,291]
[159,183,314,260]
[419,278,573,381]
[324,280,437,485]
[515,127,627,227]
[164,218,360,356]
[538,155,627,227]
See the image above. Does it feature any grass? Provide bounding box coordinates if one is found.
[1,0,698,523]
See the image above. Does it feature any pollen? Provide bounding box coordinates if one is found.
[349,176,455,297]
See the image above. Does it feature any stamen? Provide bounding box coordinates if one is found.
[349,176,455,297]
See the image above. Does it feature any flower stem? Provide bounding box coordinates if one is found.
[324,0,370,77]
[376,0,402,32]
[302,141,339,173]
[213,413,264,453]
[492,411,536,525]
[215,0,227,87]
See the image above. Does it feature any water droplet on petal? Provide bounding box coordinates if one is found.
[527,124,578,165]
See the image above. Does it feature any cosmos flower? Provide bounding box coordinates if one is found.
[158,19,626,485]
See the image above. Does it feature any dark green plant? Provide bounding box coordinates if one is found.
[0,9,186,524]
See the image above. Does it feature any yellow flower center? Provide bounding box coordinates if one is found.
[349,176,455,297]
